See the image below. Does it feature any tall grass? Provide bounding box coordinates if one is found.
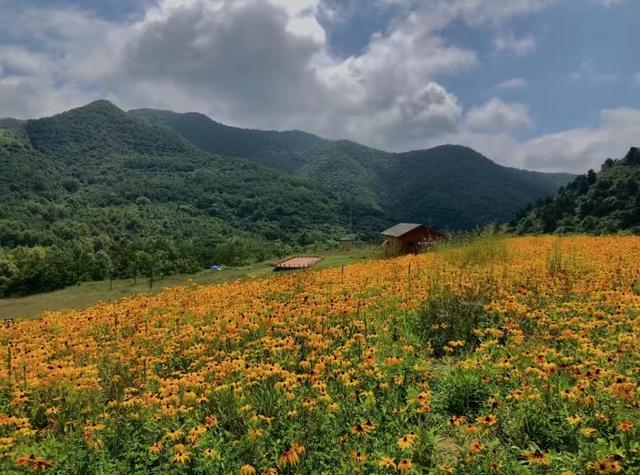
[437,228,509,268]
[410,281,502,357]
[547,238,564,276]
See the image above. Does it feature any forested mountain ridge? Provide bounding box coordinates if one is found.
[127,108,329,173]
[134,108,573,229]
[0,100,573,296]
[510,147,640,234]
[0,101,386,296]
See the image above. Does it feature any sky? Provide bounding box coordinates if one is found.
[0,0,638,172]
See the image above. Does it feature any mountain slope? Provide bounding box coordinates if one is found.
[0,101,385,296]
[510,147,640,234]
[128,109,328,173]
[383,146,573,229]
[134,108,573,230]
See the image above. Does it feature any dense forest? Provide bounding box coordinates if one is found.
[0,100,572,297]
[510,147,640,234]
[0,101,387,296]
[137,108,573,230]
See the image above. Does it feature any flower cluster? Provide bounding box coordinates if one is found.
[0,236,639,473]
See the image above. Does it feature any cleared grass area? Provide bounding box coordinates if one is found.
[0,247,378,320]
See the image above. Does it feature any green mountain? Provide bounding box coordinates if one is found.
[0,101,385,296]
[0,100,573,296]
[510,148,640,234]
[128,109,328,173]
[134,108,573,230]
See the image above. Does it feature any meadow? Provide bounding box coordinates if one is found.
[1,236,640,474]
[0,249,375,320]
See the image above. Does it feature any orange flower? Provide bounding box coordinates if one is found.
[240,465,257,475]
[397,459,413,473]
[591,458,623,474]
[397,433,418,450]
[476,415,497,426]
[378,457,396,469]
[617,421,633,432]
[149,441,164,455]
[352,450,367,463]
[522,450,550,466]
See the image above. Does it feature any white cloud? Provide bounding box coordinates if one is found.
[0,75,93,120]
[465,99,533,132]
[496,78,529,90]
[439,107,640,172]
[0,46,50,75]
[494,34,536,56]
[0,0,634,173]
[105,0,477,149]
[571,58,618,85]
[519,108,640,171]
[594,0,627,5]
[382,0,557,25]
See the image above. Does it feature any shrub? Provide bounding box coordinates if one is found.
[411,284,501,357]
[437,368,492,418]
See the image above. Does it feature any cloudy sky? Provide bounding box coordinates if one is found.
[0,0,637,172]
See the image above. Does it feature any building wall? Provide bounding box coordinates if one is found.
[340,240,353,251]
[383,227,443,256]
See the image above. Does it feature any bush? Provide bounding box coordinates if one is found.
[412,284,501,357]
[437,368,492,417]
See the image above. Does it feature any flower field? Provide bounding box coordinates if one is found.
[2,236,640,474]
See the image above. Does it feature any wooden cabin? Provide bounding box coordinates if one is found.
[381,223,443,256]
[339,234,356,251]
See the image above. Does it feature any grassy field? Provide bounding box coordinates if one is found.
[0,247,378,320]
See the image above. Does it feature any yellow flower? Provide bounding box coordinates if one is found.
[378,457,396,469]
[240,464,257,475]
[397,459,413,473]
[522,450,550,466]
[397,433,417,450]
[566,415,583,425]
[476,415,497,426]
[438,464,456,473]
[352,450,367,463]
[580,427,596,437]
[171,446,191,465]
[202,448,219,460]
[148,441,164,455]
[165,428,183,441]
[590,458,623,474]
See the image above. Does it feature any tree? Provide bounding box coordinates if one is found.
[0,256,18,296]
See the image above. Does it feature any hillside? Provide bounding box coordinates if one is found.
[511,147,640,234]
[0,101,386,296]
[1,100,574,296]
[128,108,329,173]
[134,108,573,229]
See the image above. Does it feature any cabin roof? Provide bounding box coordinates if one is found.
[381,223,424,237]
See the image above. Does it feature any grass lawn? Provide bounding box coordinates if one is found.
[0,247,379,320]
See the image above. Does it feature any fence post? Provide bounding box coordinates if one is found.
[7,344,12,386]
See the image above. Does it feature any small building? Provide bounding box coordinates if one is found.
[339,234,356,251]
[274,255,323,271]
[381,223,443,256]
